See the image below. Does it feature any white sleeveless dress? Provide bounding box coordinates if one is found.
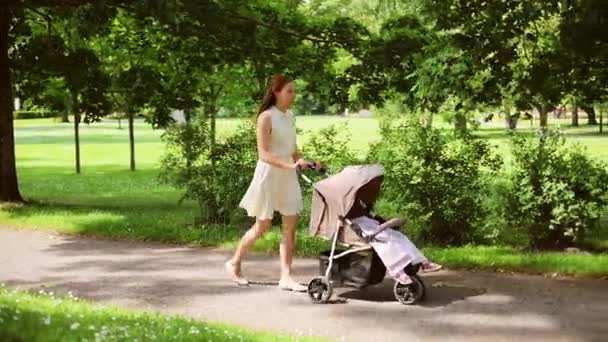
[238,106,303,220]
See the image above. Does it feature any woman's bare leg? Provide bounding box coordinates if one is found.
[278,215,306,291]
[226,219,272,285]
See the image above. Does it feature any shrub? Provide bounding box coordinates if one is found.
[13,110,55,119]
[159,118,257,224]
[368,119,502,246]
[298,123,360,228]
[501,129,608,249]
[300,122,359,173]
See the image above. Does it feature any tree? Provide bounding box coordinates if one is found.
[0,5,21,201]
[560,0,608,128]
[420,0,566,128]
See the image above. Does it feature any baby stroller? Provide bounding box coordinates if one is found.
[300,164,426,305]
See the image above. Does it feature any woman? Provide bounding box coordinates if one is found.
[225,74,319,292]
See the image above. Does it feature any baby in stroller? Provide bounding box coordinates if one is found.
[305,163,442,304]
[345,165,442,285]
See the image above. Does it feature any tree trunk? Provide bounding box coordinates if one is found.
[61,110,69,123]
[454,112,467,133]
[0,7,23,202]
[425,111,433,128]
[571,102,579,127]
[600,109,604,134]
[505,111,518,130]
[539,106,549,128]
[582,105,598,125]
[72,92,81,174]
[128,109,135,171]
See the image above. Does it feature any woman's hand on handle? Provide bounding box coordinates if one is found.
[292,158,310,170]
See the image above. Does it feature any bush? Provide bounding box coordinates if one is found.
[298,123,360,228]
[159,118,257,224]
[13,110,56,119]
[300,122,360,173]
[501,129,608,249]
[368,119,502,246]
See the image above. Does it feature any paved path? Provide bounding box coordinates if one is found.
[1,228,607,342]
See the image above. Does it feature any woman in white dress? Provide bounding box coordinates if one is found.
[225,74,320,291]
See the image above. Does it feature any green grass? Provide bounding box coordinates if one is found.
[0,285,324,342]
[424,246,608,278]
[3,116,608,278]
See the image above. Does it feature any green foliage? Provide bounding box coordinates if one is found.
[13,110,55,119]
[159,119,257,224]
[368,119,502,246]
[301,122,359,173]
[501,130,608,249]
[0,285,324,342]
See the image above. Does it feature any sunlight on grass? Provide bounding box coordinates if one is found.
[0,285,325,342]
[425,246,608,277]
[3,116,608,277]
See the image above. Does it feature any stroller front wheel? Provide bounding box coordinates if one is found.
[307,276,333,304]
[393,275,425,305]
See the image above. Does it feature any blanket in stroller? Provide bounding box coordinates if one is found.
[351,215,427,283]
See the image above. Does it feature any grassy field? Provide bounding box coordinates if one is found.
[0,285,324,342]
[2,116,608,277]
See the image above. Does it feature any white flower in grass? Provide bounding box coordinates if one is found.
[13,315,18,321]
[89,325,96,331]
[189,326,200,335]
[42,316,51,325]
[70,322,80,330]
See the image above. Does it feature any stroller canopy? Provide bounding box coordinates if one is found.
[309,164,384,241]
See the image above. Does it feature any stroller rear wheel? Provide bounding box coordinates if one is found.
[307,276,333,304]
[393,275,425,305]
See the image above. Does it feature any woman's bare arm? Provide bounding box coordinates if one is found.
[257,111,296,169]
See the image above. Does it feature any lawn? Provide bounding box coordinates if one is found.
[0,284,324,342]
[2,115,608,277]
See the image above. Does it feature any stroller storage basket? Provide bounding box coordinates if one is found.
[319,249,386,289]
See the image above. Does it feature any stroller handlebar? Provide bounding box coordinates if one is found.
[298,163,328,185]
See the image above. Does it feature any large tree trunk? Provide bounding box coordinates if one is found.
[539,106,549,128]
[454,113,467,133]
[505,111,518,130]
[128,109,135,171]
[582,105,598,125]
[571,102,579,127]
[0,7,23,202]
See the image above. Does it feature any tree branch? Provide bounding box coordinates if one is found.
[7,0,132,8]
[24,5,52,36]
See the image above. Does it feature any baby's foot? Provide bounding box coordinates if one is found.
[421,261,443,273]
[225,260,249,286]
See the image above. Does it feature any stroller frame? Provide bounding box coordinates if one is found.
[300,170,426,305]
